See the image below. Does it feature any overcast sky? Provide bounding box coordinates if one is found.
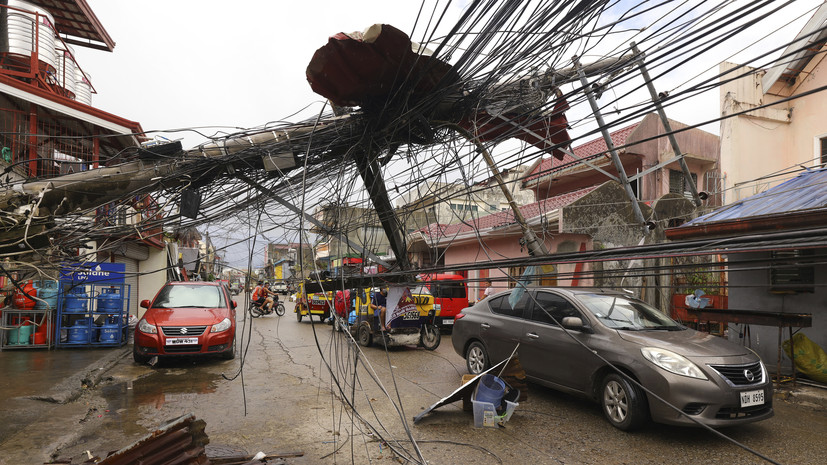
[75,1,470,150]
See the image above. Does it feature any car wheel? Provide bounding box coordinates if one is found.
[419,324,441,350]
[357,322,372,347]
[221,337,236,360]
[465,341,489,375]
[600,373,649,431]
[133,345,150,364]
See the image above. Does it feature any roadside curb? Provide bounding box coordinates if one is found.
[776,385,827,411]
[26,346,131,404]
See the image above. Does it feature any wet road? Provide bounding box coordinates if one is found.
[7,298,826,464]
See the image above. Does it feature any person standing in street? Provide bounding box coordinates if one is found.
[483,280,495,299]
[370,288,389,331]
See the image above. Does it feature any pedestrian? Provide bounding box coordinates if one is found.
[370,287,389,331]
[483,280,495,298]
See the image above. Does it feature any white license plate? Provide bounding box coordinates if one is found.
[443,319,454,325]
[166,337,198,346]
[740,389,764,407]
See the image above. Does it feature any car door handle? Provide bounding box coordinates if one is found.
[526,332,539,339]
[481,323,491,329]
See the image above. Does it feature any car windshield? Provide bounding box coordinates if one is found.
[411,285,432,296]
[576,293,681,330]
[153,284,226,309]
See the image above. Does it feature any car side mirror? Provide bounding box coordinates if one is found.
[561,316,585,330]
[231,301,237,309]
[140,299,151,309]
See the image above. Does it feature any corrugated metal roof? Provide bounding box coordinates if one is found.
[684,167,827,226]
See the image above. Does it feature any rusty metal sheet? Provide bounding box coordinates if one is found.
[98,413,209,465]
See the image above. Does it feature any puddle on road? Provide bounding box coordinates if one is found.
[101,368,219,412]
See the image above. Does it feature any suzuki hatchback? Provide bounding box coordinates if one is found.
[134,281,237,363]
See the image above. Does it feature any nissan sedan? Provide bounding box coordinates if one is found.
[134,281,237,363]
[452,287,773,430]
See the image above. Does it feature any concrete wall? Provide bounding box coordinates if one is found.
[137,245,168,319]
[719,51,827,203]
[442,232,592,295]
[726,250,827,374]
[626,114,721,203]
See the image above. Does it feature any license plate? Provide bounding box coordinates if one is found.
[443,319,454,325]
[166,337,198,346]
[740,389,764,407]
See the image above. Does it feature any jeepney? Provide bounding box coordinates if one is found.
[348,285,441,350]
[295,282,333,322]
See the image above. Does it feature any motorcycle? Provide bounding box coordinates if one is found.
[249,298,285,318]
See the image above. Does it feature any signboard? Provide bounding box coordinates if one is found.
[60,262,126,284]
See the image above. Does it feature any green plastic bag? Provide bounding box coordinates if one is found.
[782,332,827,383]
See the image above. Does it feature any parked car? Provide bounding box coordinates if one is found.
[134,281,237,363]
[452,287,773,430]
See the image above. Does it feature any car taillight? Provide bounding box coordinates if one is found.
[455,313,465,321]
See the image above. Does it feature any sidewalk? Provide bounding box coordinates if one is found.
[0,344,130,462]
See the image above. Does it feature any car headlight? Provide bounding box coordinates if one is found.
[137,318,157,334]
[211,318,232,333]
[641,347,708,380]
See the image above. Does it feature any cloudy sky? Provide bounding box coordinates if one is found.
[73,0,823,151]
[75,1,470,150]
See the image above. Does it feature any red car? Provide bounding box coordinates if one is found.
[133,281,237,363]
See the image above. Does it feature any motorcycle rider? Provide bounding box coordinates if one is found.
[262,282,278,313]
[252,281,268,311]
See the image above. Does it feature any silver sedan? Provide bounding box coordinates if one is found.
[451,287,773,430]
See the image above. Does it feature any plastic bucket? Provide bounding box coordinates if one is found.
[476,374,506,406]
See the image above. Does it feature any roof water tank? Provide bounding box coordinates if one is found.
[57,45,77,98]
[74,69,92,105]
[1,0,57,73]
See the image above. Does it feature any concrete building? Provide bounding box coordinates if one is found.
[718,2,827,201]
[408,113,721,304]
[396,165,535,226]
[0,1,166,319]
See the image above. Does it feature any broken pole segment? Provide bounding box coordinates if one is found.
[441,121,550,258]
[631,42,703,207]
[573,55,648,235]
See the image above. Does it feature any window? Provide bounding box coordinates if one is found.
[508,265,526,288]
[431,281,467,299]
[450,203,479,213]
[669,169,698,198]
[821,137,827,165]
[770,250,814,293]
[488,292,531,318]
[508,265,556,287]
[532,292,580,326]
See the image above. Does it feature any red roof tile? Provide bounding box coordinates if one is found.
[418,186,597,239]
[525,121,640,184]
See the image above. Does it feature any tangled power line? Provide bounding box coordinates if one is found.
[1,0,825,463]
